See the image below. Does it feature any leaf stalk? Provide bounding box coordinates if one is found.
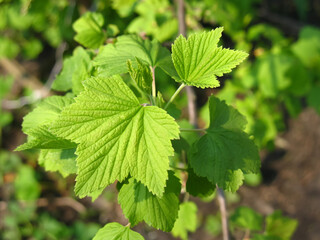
[164,83,185,110]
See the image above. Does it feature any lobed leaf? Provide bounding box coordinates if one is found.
[51,75,179,197]
[93,222,144,240]
[189,96,260,192]
[171,28,248,88]
[73,12,106,49]
[172,202,198,240]
[118,171,181,231]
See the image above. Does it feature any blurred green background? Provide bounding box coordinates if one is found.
[0,0,319,239]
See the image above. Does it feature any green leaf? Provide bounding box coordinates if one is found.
[93,222,144,240]
[39,148,77,177]
[94,35,172,76]
[127,58,153,94]
[266,211,298,240]
[256,53,293,98]
[307,86,320,114]
[52,47,92,94]
[51,75,179,197]
[291,26,320,68]
[0,37,19,59]
[189,96,260,192]
[14,165,40,201]
[22,96,74,133]
[172,202,198,240]
[73,12,106,49]
[171,28,248,88]
[230,206,263,231]
[186,167,215,198]
[16,125,76,150]
[17,96,76,151]
[118,171,181,231]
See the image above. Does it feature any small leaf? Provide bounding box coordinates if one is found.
[189,96,260,192]
[73,12,106,49]
[51,75,179,198]
[94,35,172,76]
[172,202,198,240]
[127,58,152,94]
[118,172,181,232]
[266,211,298,240]
[230,206,263,231]
[171,28,248,88]
[93,222,144,240]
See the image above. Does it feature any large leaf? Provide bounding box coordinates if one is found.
[189,96,260,192]
[94,35,173,76]
[51,75,179,197]
[73,12,106,49]
[118,171,181,231]
[171,28,248,88]
[172,202,198,240]
[93,222,144,240]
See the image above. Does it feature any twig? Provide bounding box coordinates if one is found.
[0,197,86,213]
[0,58,51,110]
[151,66,156,98]
[45,42,67,90]
[175,0,198,127]
[216,185,230,240]
[180,128,206,132]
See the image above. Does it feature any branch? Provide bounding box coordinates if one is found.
[0,197,86,214]
[217,185,230,240]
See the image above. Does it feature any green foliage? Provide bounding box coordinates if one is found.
[171,28,248,88]
[93,222,144,240]
[52,47,93,94]
[51,75,179,197]
[118,171,180,231]
[230,207,298,240]
[189,96,260,192]
[73,12,106,49]
[14,165,41,201]
[230,206,263,231]
[265,211,298,240]
[172,202,198,240]
[94,35,172,77]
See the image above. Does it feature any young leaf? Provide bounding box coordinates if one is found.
[118,171,181,232]
[51,75,179,198]
[73,12,106,49]
[127,58,152,94]
[172,202,198,240]
[266,211,298,240]
[230,206,263,231]
[93,222,144,240]
[94,35,172,76]
[38,148,77,177]
[52,47,92,94]
[171,28,248,88]
[189,96,260,192]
